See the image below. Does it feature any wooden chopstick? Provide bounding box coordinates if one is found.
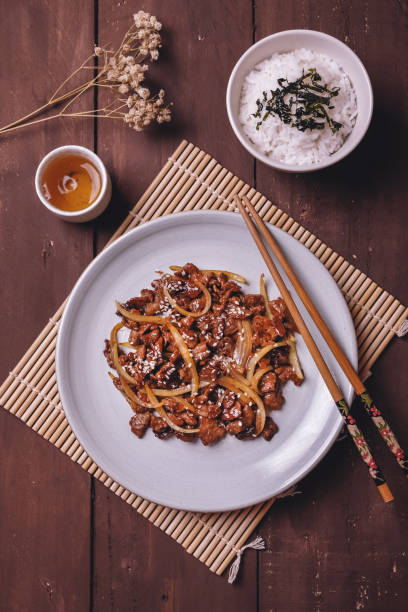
[235,195,393,503]
[241,195,408,482]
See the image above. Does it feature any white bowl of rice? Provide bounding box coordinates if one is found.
[226,30,373,172]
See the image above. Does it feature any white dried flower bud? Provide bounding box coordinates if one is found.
[150,49,159,61]
[107,70,117,81]
[118,84,129,94]
[94,46,103,56]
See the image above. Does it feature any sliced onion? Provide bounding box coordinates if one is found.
[251,366,274,393]
[167,322,199,395]
[233,320,252,368]
[246,342,288,385]
[152,381,209,396]
[110,322,141,386]
[217,375,266,436]
[115,301,199,395]
[163,395,197,413]
[229,367,250,387]
[260,274,273,320]
[144,383,161,407]
[145,384,200,434]
[288,333,304,381]
[169,265,247,284]
[107,372,155,411]
[115,303,168,325]
[118,341,135,349]
[163,280,211,318]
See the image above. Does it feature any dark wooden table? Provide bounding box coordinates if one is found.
[0,1,407,610]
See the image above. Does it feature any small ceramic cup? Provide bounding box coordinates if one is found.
[35,145,112,222]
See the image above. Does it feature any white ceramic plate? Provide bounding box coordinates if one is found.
[57,211,357,511]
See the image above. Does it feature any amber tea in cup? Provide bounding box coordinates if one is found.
[41,154,102,212]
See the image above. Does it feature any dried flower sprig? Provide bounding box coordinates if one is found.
[0,11,171,135]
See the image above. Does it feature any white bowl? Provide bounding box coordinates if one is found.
[35,145,112,222]
[226,30,373,172]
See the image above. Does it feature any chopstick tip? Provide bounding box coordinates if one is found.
[378,483,394,503]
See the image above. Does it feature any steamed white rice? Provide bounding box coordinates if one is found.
[239,48,357,165]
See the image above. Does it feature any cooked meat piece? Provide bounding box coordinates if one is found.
[182,282,201,299]
[129,413,151,438]
[258,371,277,394]
[199,417,225,445]
[252,315,286,346]
[222,401,242,421]
[190,296,206,312]
[103,339,114,368]
[179,262,201,278]
[263,392,284,411]
[262,416,278,441]
[123,296,150,310]
[178,366,191,382]
[181,411,198,426]
[167,413,185,427]
[222,391,236,411]
[168,348,181,364]
[197,404,222,419]
[244,294,264,308]
[225,419,245,435]
[153,362,179,387]
[140,327,161,345]
[218,336,234,356]
[150,415,169,434]
[241,404,255,427]
[135,344,146,359]
[175,432,197,442]
[224,317,239,335]
[236,426,256,440]
[276,366,303,386]
[180,316,195,329]
[162,398,183,413]
[174,293,193,310]
[145,301,161,315]
[194,384,218,404]
[225,296,251,319]
[192,342,211,362]
[199,363,221,381]
[269,297,286,319]
[180,328,198,349]
[196,313,212,332]
[141,288,155,301]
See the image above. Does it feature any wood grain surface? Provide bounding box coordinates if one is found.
[0,1,407,611]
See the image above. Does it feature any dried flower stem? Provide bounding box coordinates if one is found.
[0,11,171,136]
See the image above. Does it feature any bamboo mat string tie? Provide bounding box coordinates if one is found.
[8,372,64,413]
[343,291,407,336]
[168,156,232,208]
[128,210,146,224]
[396,319,408,337]
[227,536,265,584]
[227,487,299,583]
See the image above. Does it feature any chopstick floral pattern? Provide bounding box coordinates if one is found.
[336,398,385,485]
[359,392,408,476]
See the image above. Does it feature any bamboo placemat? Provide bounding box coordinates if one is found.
[1,139,407,580]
